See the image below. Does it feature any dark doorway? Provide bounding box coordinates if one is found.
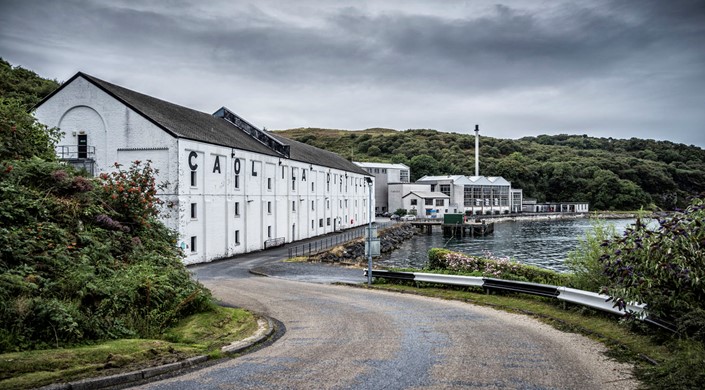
[78,134,88,158]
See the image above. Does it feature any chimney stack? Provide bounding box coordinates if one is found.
[474,124,480,177]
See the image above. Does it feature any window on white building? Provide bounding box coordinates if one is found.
[234,159,241,190]
[235,230,240,245]
[190,170,197,187]
[425,198,433,206]
[440,184,450,196]
[326,217,331,226]
[251,160,258,176]
[190,236,197,253]
[268,226,272,238]
[235,202,240,217]
[292,201,296,212]
[190,203,197,219]
[411,199,418,205]
[311,181,314,192]
[267,178,272,191]
[268,201,272,214]
[436,199,444,206]
[400,170,409,183]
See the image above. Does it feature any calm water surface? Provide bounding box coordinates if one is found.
[377,218,638,272]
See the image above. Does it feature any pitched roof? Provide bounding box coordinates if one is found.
[403,191,449,199]
[353,162,410,169]
[36,72,369,176]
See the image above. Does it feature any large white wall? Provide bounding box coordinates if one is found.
[35,75,373,265]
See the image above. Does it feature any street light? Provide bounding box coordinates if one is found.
[365,176,373,286]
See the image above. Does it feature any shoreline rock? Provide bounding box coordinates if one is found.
[312,224,417,264]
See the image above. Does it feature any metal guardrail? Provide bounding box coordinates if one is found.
[364,269,675,331]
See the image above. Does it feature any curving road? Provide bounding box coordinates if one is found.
[132,245,637,389]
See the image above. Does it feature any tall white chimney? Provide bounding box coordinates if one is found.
[474,124,480,176]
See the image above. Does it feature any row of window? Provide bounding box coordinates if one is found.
[190,198,365,219]
[410,199,445,206]
[190,162,366,195]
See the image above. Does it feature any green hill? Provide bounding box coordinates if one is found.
[275,128,705,210]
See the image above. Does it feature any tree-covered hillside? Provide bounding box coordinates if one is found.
[275,128,705,210]
[0,58,59,109]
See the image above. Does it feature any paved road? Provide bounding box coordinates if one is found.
[133,248,637,389]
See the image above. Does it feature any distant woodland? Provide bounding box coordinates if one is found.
[3,58,702,211]
[276,128,705,211]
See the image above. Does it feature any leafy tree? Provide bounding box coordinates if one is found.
[409,154,439,181]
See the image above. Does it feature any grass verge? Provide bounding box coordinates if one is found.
[0,306,258,389]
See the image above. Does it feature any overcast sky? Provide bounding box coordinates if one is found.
[1,0,704,147]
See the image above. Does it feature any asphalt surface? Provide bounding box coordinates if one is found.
[131,245,637,390]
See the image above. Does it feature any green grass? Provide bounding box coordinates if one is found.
[0,306,258,389]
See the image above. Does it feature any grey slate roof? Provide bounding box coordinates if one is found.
[38,72,369,176]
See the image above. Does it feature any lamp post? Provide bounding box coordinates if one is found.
[365,176,373,286]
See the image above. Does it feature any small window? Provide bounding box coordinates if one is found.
[326,217,331,226]
[311,181,315,191]
[190,236,197,253]
[281,166,285,179]
[234,174,240,190]
[268,226,272,238]
[268,201,272,214]
[436,199,444,206]
[311,220,314,229]
[235,202,240,217]
[190,203,197,219]
[319,219,323,227]
[292,177,296,190]
[382,169,386,173]
[252,161,258,176]
[311,200,315,211]
[411,199,418,206]
[235,230,240,245]
[292,201,296,212]
[425,199,433,206]
[268,178,272,190]
[190,170,197,187]
[327,200,330,209]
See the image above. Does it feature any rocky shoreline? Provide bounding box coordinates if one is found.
[312,224,417,264]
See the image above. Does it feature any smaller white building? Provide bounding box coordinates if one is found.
[353,162,410,215]
[402,191,450,219]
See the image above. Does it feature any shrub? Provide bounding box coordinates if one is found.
[426,248,570,286]
[0,159,212,352]
[565,218,619,291]
[600,193,705,341]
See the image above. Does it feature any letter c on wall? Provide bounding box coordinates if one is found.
[188,151,198,170]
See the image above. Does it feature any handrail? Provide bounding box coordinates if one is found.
[56,145,96,159]
[364,269,675,332]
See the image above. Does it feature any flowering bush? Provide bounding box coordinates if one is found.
[444,252,521,278]
[99,160,167,230]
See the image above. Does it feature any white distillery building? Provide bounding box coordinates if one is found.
[353,162,410,215]
[34,72,374,264]
[415,175,522,215]
[401,191,450,219]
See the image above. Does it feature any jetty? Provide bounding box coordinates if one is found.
[407,214,494,237]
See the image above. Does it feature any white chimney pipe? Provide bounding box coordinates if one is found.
[474,124,480,176]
